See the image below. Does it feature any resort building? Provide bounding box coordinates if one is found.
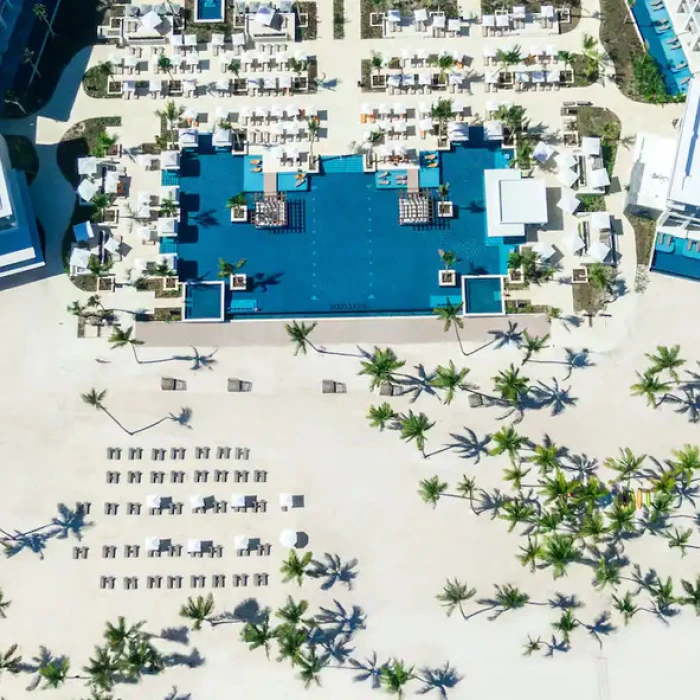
[626,132,676,216]
[484,169,548,237]
[0,134,44,278]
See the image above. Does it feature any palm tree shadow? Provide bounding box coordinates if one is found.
[446,427,491,463]
[232,597,268,624]
[51,502,93,541]
[397,364,437,403]
[585,611,616,648]
[490,321,523,349]
[478,488,505,519]
[525,379,577,416]
[315,600,366,635]
[348,652,385,689]
[548,592,583,610]
[417,662,463,698]
[673,389,700,423]
[162,647,205,669]
[309,553,359,590]
[560,452,598,479]
[169,407,194,429]
[164,686,192,700]
[543,635,570,656]
[19,645,54,675]
[562,348,594,379]
[159,627,190,644]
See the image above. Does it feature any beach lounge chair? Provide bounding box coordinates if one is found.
[161,377,187,390]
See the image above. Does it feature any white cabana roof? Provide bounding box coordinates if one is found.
[77,179,99,202]
[73,220,94,242]
[280,493,294,508]
[137,225,155,242]
[590,211,611,230]
[483,120,504,141]
[582,136,602,157]
[485,170,548,237]
[149,78,162,92]
[255,4,275,25]
[557,168,579,188]
[482,13,495,25]
[140,9,162,30]
[483,45,497,58]
[213,127,232,147]
[161,150,180,170]
[104,236,120,254]
[588,239,611,263]
[566,230,586,253]
[386,8,401,22]
[211,32,225,45]
[187,538,202,553]
[178,128,199,148]
[231,493,246,507]
[448,121,469,142]
[69,247,91,270]
[414,7,428,21]
[157,217,178,235]
[532,241,556,260]
[184,33,198,46]
[590,168,611,188]
[77,156,98,176]
[146,494,161,508]
[232,31,246,46]
[123,80,136,92]
[555,152,578,169]
[104,170,120,194]
[145,537,160,552]
[557,191,580,214]
[234,534,249,549]
[189,494,205,509]
[280,530,297,548]
[533,141,554,163]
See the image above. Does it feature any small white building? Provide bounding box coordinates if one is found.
[484,169,548,238]
[625,132,676,216]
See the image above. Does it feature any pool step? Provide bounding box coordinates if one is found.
[321,155,364,174]
[263,172,277,194]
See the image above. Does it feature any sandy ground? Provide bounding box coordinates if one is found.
[0,271,699,700]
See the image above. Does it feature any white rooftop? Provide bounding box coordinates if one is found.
[668,78,700,207]
[627,132,675,212]
[485,170,548,237]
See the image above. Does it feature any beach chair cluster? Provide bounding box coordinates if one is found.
[481,4,558,35]
[98,572,271,590]
[105,445,251,460]
[378,8,462,37]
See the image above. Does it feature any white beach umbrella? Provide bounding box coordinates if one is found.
[145,537,160,552]
[555,152,577,170]
[582,136,601,156]
[77,156,98,176]
[146,494,162,508]
[590,211,611,230]
[189,495,205,509]
[532,241,556,260]
[566,230,586,253]
[140,9,162,30]
[231,493,246,507]
[590,168,611,188]
[557,168,579,188]
[279,493,294,509]
[234,534,250,549]
[532,141,554,163]
[77,179,99,202]
[280,530,297,548]
[557,192,580,214]
[588,239,611,263]
[187,538,202,553]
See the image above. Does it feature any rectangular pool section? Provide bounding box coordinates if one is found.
[629,0,692,95]
[195,0,224,22]
[651,232,700,279]
[183,282,225,321]
[463,276,505,315]
[176,130,522,319]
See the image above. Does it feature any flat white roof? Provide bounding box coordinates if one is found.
[668,78,700,207]
[628,132,675,211]
[0,155,12,220]
[485,170,548,237]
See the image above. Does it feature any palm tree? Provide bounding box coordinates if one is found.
[280,550,314,586]
[275,597,312,629]
[228,58,241,75]
[121,638,163,679]
[433,299,465,354]
[179,594,215,630]
[307,117,320,163]
[23,48,40,78]
[665,527,692,556]
[398,411,435,456]
[83,646,119,690]
[157,54,173,76]
[493,364,530,406]
[156,100,184,147]
[594,558,621,589]
[418,476,448,507]
[0,588,10,618]
[582,33,599,56]
[495,46,522,72]
[500,497,536,531]
[521,331,550,364]
[557,49,575,70]
[502,463,531,491]
[297,646,329,688]
[607,500,636,537]
[430,361,470,404]
[679,576,700,615]
[159,195,178,217]
[379,659,414,698]
[367,402,396,430]
[276,626,307,666]
[241,613,276,659]
[517,537,544,572]
[669,443,700,483]
[226,192,247,212]
[588,262,615,294]
[109,326,143,363]
[217,257,246,279]
[91,132,118,159]
[436,579,476,617]
[630,369,671,408]
[33,2,55,35]
[552,609,579,645]
[646,344,685,382]
[370,50,384,73]
[455,475,478,513]
[437,183,451,201]
[103,617,145,656]
[540,469,575,504]
[494,104,527,133]
[541,533,581,578]
[489,424,526,462]
[431,98,454,138]
[82,388,108,412]
[578,511,608,546]
[522,635,543,656]
[0,644,21,675]
[604,447,646,486]
[39,658,71,689]
[359,347,406,390]
[285,320,318,355]
[612,591,638,625]
[528,440,560,474]
[492,583,530,615]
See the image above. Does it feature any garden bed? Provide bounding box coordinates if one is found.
[154,307,183,322]
[334,0,345,38]
[577,193,606,212]
[599,0,644,99]
[577,106,621,175]
[5,135,39,185]
[297,2,318,40]
[82,64,116,99]
[57,116,121,186]
[572,282,605,314]
[628,213,657,268]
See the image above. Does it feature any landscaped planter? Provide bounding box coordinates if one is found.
[231,206,248,223]
[230,274,248,291]
[437,201,454,218]
[508,267,524,284]
[163,276,179,291]
[438,269,457,287]
[437,135,450,150]
[572,267,589,284]
[370,74,387,90]
[369,11,383,26]
[98,276,116,292]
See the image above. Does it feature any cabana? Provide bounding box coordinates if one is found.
[532,241,556,260]
[104,170,121,194]
[582,136,601,157]
[234,534,250,550]
[448,121,470,142]
[187,538,202,554]
[557,191,580,214]
[590,168,611,189]
[279,493,294,510]
[555,152,578,170]
[533,141,554,163]
[255,4,275,26]
[77,156,98,177]
[178,128,199,149]
[414,7,428,25]
[557,168,579,188]
[566,230,586,253]
[157,217,178,237]
[73,220,94,243]
[123,80,136,97]
[103,235,121,257]
[146,494,162,509]
[161,150,180,170]
[484,120,504,141]
[140,9,163,31]
[69,247,91,275]
[590,211,611,231]
[213,127,233,148]
[149,78,162,96]
[145,537,161,552]
[485,169,548,237]
[231,493,246,508]
[280,530,297,548]
[587,239,611,263]
[76,179,99,204]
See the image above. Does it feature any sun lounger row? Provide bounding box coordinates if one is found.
[102,498,268,515]
[99,573,270,589]
[104,469,264,483]
[105,446,251,460]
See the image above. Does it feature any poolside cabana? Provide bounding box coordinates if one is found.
[157,217,178,237]
[76,178,99,204]
[484,120,504,141]
[104,235,121,257]
[213,127,233,148]
[280,530,297,548]
[146,494,162,509]
[485,169,548,237]
[104,170,121,195]
[532,241,556,260]
[145,537,161,552]
[557,191,580,214]
[77,156,98,177]
[533,141,554,163]
[178,128,199,149]
[280,493,294,510]
[68,247,91,276]
[587,239,611,263]
[582,136,602,157]
[231,493,246,508]
[235,534,250,550]
[557,168,579,188]
[555,152,577,170]
[448,121,469,142]
[73,220,95,243]
[160,150,180,170]
[189,494,205,510]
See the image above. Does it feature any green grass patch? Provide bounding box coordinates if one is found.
[82,64,115,99]
[334,0,345,38]
[57,116,121,186]
[570,54,598,87]
[578,194,606,212]
[577,106,621,175]
[5,135,39,185]
[297,2,318,40]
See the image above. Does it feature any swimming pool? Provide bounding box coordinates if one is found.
[463,276,504,315]
[195,0,224,22]
[176,130,522,319]
[651,232,700,279]
[628,0,692,95]
[183,282,225,321]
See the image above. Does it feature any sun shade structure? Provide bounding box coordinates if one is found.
[557,168,579,188]
[590,168,611,189]
[76,179,99,203]
[234,534,250,549]
[231,493,246,507]
[532,241,556,260]
[160,150,180,170]
[280,530,297,547]
[69,247,90,270]
[255,4,275,25]
[566,230,586,253]
[533,141,554,163]
[145,537,160,552]
[582,136,602,157]
[587,239,611,263]
[280,493,294,509]
[187,539,202,553]
[485,170,548,237]
[555,152,578,170]
[189,494,205,509]
[77,157,98,176]
[557,191,580,214]
[146,494,162,509]
[73,220,94,242]
[590,211,612,230]
[140,9,163,31]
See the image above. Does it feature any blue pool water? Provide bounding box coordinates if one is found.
[184,283,223,320]
[651,232,700,279]
[464,277,504,314]
[196,0,224,21]
[629,0,692,95]
[176,130,522,318]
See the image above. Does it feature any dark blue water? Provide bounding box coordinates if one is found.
[184,283,223,320]
[197,0,224,21]
[465,277,503,313]
[651,233,700,279]
[176,131,522,318]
